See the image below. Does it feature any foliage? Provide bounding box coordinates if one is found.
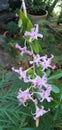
[48,0,59,16]
[0,2,62,130]
[0,69,28,130]
[26,0,59,15]
[24,0,62,19]
[0,65,62,130]
[7,21,19,36]
[10,10,62,129]
[27,0,46,11]
[18,10,43,54]
[57,6,62,24]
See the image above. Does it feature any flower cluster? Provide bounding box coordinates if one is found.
[12,24,55,126]
[30,54,55,70]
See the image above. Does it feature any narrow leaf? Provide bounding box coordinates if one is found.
[48,71,62,80]
[51,84,60,93]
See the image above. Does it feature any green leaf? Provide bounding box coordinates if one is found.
[19,10,33,30]
[31,40,43,54]
[20,128,36,130]
[51,84,60,93]
[46,69,51,77]
[35,66,43,76]
[19,10,42,54]
[48,71,62,80]
[27,68,33,75]
[10,128,36,130]
[18,19,22,27]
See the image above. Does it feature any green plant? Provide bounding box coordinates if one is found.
[26,0,47,12]
[48,0,61,16]
[0,4,62,130]
[12,10,62,129]
[0,65,62,130]
[0,69,28,130]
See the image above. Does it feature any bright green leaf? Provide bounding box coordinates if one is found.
[19,10,33,30]
[31,40,43,54]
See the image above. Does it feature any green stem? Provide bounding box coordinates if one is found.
[30,44,37,76]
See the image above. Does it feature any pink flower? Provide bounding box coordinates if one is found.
[30,54,55,70]
[24,24,43,42]
[30,54,42,66]
[33,106,50,120]
[40,86,53,102]
[31,73,48,89]
[12,67,26,78]
[12,67,32,83]
[15,44,33,56]
[12,67,27,81]
[17,88,35,106]
[41,54,56,70]
[32,76,43,87]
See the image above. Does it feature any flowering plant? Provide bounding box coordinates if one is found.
[12,10,61,127]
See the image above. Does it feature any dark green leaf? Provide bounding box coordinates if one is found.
[51,84,60,93]
[48,71,62,80]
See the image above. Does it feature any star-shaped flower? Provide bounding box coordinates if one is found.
[33,106,50,120]
[31,73,47,89]
[15,44,33,56]
[41,54,56,70]
[17,88,35,106]
[40,86,53,102]
[30,54,42,66]
[24,24,43,42]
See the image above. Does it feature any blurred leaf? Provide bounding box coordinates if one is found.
[46,69,51,77]
[51,84,60,93]
[19,10,42,54]
[19,10,33,30]
[10,128,36,130]
[31,40,43,54]
[48,71,62,80]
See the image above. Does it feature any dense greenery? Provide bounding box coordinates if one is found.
[0,59,62,130]
[0,0,62,130]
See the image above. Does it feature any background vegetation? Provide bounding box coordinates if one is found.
[0,0,62,130]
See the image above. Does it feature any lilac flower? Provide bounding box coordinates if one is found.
[16,44,22,51]
[12,67,32,83]
[12,67,22,74]
[41,54,56,70]
[12,67,27,81]
[30,54,55,70]
[31,76,43,87]
[15,44,33,56]
[31,73,48,89]
[12,67,26,78]
[11,21,55,124]
[33,106,50,120]
[30,54,42,66]
[17,88,35,106]
[40,86,53,102]
[24,24,43,42]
